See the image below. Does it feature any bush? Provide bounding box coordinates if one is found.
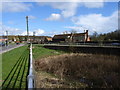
[35,53,119,88]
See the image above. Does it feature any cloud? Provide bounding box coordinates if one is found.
[0,23,21,35]
[45,13,62,21]
[61,2,78,18]
[83,2,104,8]
[28,15,36,19]
[7,21,14,24]
[21,31,33,36]
[35,29,45,35]
[2,0,119,2]
[1,2,32,12]
[50,2,79,18]
[64,26,87,32]
[38,1,104,18]
[38,2,79,18]
[70,11,118,34]
[0,23,45,36]
[21,29,45,36]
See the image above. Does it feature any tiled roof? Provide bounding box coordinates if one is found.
[53,33,86,39]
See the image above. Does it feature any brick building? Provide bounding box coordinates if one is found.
[53,30,90,43]
[0,35,52,44]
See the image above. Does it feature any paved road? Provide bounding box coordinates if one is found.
[0,44,25,54]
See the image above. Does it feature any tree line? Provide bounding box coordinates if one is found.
[91,30,120,42]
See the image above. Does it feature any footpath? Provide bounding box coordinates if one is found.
[0,44,25,54]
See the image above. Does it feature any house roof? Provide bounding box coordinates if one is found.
[0,39,7,41]
[53,33,86,39]
[46,37,52,41]
[0,35,52,38]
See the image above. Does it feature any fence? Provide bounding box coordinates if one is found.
[44,41,120,47]
[1,44,35,89]
[27,43,35,89]
[44,44,120,56]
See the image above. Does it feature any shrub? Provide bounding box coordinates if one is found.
[35,53,119,88]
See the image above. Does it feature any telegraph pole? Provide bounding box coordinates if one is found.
[26,16,29,43]
[33,31,35,43]
[33,31,35,36]
[6,31,8,46]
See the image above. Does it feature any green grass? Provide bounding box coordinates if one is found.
[0,53,2,86]
[33,44,65,60]
[1,44,64,88]
[2,45,29,88]
[2,45,28,79]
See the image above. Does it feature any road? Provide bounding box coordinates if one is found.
[0,44,25,54]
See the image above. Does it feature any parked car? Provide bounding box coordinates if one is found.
[111,43,120,46]
[16,41,20,45]
[0,42,5,47]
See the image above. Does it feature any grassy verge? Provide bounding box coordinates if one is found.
[2,45,27,79]
[0,53,2,86]
[32,44,65,60]
[2,45,29,88]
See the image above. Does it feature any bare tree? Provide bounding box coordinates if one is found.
[93,31,98,37]
[70,29,77,34]
[63,31,68,34]
[69,29,77,43]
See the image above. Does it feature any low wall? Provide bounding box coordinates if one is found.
[44,45,120,56]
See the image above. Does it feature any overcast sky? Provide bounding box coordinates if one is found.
[0,0,119,36]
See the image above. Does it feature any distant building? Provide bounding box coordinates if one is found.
[0,35,52,44]
[29,36,52,44]
[53,30,90,43]
[0,36,7,42]
[0,39,7,42]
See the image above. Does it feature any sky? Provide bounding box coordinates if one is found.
[0,0,119,36]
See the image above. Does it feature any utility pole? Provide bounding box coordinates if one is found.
[33,31,35,43]
[33,31,35,36]
[6,31,8,46]
[84,30,86,45]
[26,16,29,43]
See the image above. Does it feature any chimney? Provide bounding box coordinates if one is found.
[86,30,88,42]
[84,30,85,33]
[86,30,88,33]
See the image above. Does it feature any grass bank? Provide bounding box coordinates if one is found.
[2,45,29,88]
[2,45,27,79]
[35,52,119,88]
[33,45,87,88]
[32,44,65,60]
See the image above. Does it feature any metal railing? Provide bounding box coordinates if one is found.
[28,43,34,89]
[43,42,120,47]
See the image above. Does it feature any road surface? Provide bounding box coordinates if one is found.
[0,44,25,54]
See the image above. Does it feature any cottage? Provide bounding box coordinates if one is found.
[53,30,90,43]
